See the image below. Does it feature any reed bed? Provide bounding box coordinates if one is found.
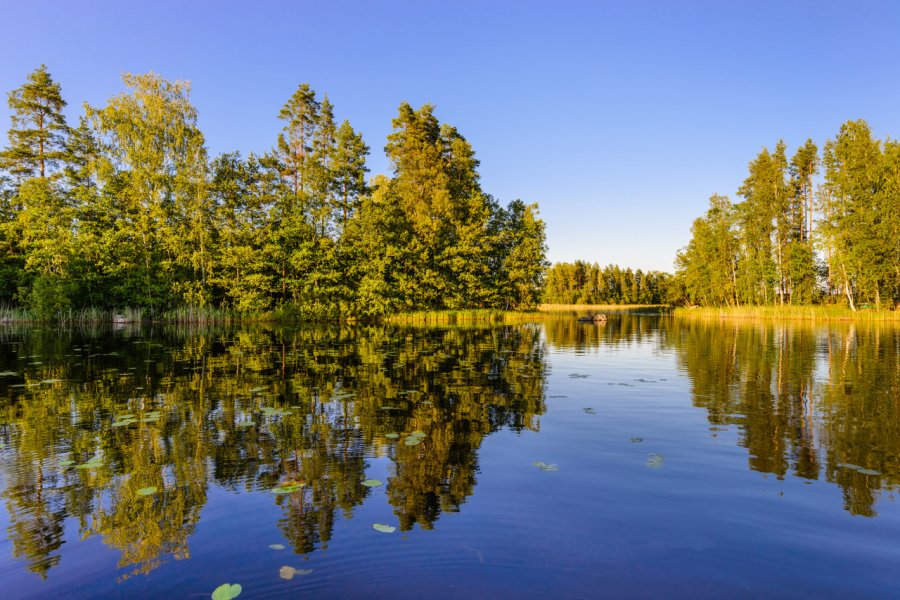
[673,305,900,322]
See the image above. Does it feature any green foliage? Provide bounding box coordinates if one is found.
[676,121,899,309]
[543,261,670,305]
[0,69,548,319]
[24,273,71,320]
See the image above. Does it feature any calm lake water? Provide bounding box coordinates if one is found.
[1,313,899,598]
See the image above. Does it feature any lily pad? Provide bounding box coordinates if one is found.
[629,437,644,443]
[533,461,559,472]
[373,523,396,533]
[137,486,158,496]
[272,483,304,495]
[838,463,881,476]
[384,433,399,439]
[409,430,426,438]
[646,453,665,469]
[59,459,75,466]
[362,479,383,487]
[75,457,103,470]
[269,544,285,550]
[211,582,242,600]
[404,436,423,446]
[279,565,313,580]
[583,407,596,414]
[249,387,266,393]
[236,421,255,428]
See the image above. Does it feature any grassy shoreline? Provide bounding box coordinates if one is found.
[673,305,900,322]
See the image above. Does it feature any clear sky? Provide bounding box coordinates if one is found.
[1,0,898,272]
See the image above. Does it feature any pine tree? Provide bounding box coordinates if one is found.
[0,65,69,179]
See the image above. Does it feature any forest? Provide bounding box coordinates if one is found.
[542,261,671,305]
[672,122,900,309]
[0,66,548,320]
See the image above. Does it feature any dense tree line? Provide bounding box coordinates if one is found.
[674,120,900,309]
[542,261,671,305]
[0,66,547,319]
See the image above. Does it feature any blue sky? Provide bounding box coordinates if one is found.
[1,0,898,272]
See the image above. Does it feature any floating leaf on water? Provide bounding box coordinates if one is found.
[0,371,18,377]
[646,453,665,469]
[112,419,137,427]
[249,387,266,393]
[362,479,383,487]
[75,458,103,470]
[118,414,135,419]
[409,430,426,439]
[137,486,158,496]
[568,373,589,379]
[59,459,75,466]
[269,544,285,550]
[583,407,596,414]
[272,483,304,495]
[211,582,242,600]
[404,436,422,446]
[373,523,396,533]
[279,565,313,579]
[384,433,399,439]
[838,463,881,476]
[629,437,644,443]
[236,421,255,428]
[533,461,559,472]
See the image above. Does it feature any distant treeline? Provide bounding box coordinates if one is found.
[543,262,671,305]
[673,120,900,309]
[0,66,547,319]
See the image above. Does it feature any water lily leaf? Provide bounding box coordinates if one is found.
[236,421,255,428]
[59,459,75,466]
[838,463,881,475]
[269,544,285,550]
[404,436,422,446]
[384,433,399,439]
[629,437,643,443]
[272,483,304,494]
[249,387,266,393]
[137,486,158,496]
[279,565,313,579]
[409,430,426,438]
[646,453,665,469]
[583,407,596,414]
[532,461,559,472]
[211,582,242,600]
[373,523,396,533]
[362,479,383,487]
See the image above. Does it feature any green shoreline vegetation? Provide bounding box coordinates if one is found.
[2,67,898,327]
[0,66,547,323]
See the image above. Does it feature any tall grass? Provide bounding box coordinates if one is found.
[384,309,545,325]
[538,303,667,311]
[673,305,900,322]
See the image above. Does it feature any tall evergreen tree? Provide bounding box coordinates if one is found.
[0,65,69,179]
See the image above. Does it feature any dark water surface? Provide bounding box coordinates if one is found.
[1,314,899,598]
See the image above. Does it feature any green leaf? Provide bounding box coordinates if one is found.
[211,582,242,600]
[403,436,422,446]
[532,461,559,472]
[362,479,383,487]
[384,433,399,439]
[409,430,426,438]
[272,483,304,494]
[136,486,158,496]
[373,523,396,533]
[269,544,285,550]
[646,453,665,469]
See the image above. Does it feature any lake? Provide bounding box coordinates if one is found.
[1,313,898,598]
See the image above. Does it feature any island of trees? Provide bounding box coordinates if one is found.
[672,122,900,311]
[0,66,548,320]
